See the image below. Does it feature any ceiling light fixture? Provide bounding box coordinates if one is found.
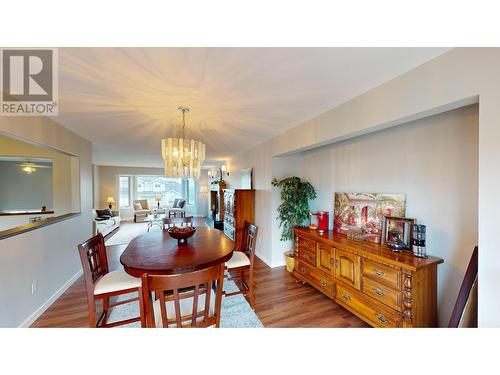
[161,106,205,180]
[22,165,37,174]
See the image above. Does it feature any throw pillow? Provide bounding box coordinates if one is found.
[96,208,113,218]
[173,198,186,208]
[133,203,143,210]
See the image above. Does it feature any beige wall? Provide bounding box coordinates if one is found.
[96,165,208,218]
[0,116,92,327]
[227,48,499,326]
[96,165,164,210]
[0,135,75,215]
[299,105,478,327]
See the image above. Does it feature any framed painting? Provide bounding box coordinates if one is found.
[381,216,416,249]
[333,192,406,244]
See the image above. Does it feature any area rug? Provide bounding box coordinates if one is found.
[107,277,263,328]
[105,221,153,246]
[104,221,263,328]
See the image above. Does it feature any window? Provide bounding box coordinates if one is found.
[135,176,192,207]
[185,178,196,205]
[119,176,131,207]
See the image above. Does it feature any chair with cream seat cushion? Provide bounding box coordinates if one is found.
[140,263,225,328]
[93,269,141,295]
[78,233,142,328]
[224,222,258,310]
[162,216,194,231]
[225,250,251,269]
[152,289,216,328]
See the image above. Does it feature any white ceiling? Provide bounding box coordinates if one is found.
[56,48,451,167]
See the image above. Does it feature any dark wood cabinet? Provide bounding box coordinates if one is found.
[222,189,255,250]
[209,181,226,227]
[293,227,444,328]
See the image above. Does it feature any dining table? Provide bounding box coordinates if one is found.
[120,226,235,277]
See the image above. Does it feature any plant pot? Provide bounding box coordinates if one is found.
[284,251,295,273]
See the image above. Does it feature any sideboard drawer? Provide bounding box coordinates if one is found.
[298,248,316,267]
[296,261,333,298]
[297,236,316,254]
[335,284,402,328]
[362,258,401,290]
[361,277,402,312]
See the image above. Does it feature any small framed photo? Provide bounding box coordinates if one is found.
[381,216,416,250]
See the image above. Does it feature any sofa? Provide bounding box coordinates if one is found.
[133,199,151,222]
[92,209,121,237]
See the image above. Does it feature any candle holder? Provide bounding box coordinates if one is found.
[309,212,318,230]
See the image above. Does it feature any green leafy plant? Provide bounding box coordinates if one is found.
[271,176,316,242]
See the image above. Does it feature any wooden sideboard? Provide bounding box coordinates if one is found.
[292,227,444,328]
[222,189,255,250]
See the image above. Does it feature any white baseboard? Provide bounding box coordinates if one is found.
[270,259,286,268]
[19,269,83,328]
[256,254,285,268]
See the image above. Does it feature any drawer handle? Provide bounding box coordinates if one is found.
[320,279,328,287]
[374,268,385,277]
[375,313,389,325]
[329,258,335,265]
[373,288,385,297]
[300,267,307,274]
[341,292,351,301]
[304,253,311,261]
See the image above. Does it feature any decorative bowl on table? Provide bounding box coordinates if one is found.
[167,226,196,244]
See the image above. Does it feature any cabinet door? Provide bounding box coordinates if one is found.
[227,192,234,216]
[223,191,230,215]
[316,244,335,275]
[335,249,361,290]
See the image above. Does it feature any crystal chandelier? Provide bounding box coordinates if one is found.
[161,106,206,180]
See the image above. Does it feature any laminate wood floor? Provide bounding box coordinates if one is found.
[31,221,368,328]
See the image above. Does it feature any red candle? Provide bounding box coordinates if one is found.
[317,211,329,233]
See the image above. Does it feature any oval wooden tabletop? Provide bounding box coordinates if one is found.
[120,226,234,277]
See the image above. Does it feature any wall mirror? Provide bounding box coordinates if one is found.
[0,133,80,235]
[241,167,253,189]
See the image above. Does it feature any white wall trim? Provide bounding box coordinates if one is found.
[270,259,286,268]
[18,269,83,328]
[256,252,272,268]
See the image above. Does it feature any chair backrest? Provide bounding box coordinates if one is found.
[163,216,194,231]
[134,199,150,210]
[242,222,258,266]
[140,263,225,328]
[78,233,109,291]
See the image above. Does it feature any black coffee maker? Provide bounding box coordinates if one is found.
[411,224,427,258]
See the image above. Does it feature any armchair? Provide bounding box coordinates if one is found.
[133,199,151,222]
[168,198,186,218]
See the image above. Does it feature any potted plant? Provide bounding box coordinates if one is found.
[271,176,316,272]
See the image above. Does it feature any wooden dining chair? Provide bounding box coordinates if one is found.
[139,263,225,328]
[224,222,258,309]
[162,216,194,231]
[78,233,142,328]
